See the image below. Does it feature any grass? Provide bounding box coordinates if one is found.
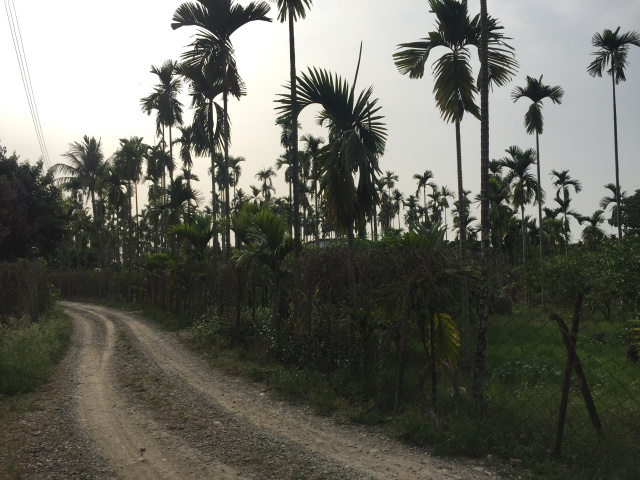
[0,305,72,395]
[0,304,73,478]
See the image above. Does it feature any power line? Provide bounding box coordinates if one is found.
[4,0,50,168]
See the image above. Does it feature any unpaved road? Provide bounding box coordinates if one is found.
[44,302,502,479]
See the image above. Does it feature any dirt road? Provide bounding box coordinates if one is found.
[46,302,501,479]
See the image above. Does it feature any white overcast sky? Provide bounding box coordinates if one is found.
[2,0,640,237]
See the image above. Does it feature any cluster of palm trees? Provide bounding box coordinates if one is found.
[50,0,639,405]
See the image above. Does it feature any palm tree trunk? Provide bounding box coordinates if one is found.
[289,3,301,259]
[455,119,470,371]
[521,206,528,261]
[223,86,231,259]
[474,0,490,402]
[611,72,622,240]
[455,120,467,253]
[535,132,545,257]
[127,181,133,302]
[423,185,427,224]
[209,100,219,304]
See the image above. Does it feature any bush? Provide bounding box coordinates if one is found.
[0,307,71,395]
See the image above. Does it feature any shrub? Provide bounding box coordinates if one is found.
[0,307,71,395]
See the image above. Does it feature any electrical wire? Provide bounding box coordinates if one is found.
[4,0,50,168]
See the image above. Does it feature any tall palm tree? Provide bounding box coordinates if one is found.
[382,170,399,199]
[551,169,583,253]
[172,0,272,256]
[413,170,436,225]
[500,146,540,260]
[229,155,245,200]
[272,0,313,258]
[256,167,276,201]
[140,60,184,184]
[276,60,386,251]
[276,53,387,313]
[54,136,107,268]
[301,133,324,245]
[587,27,640,239]
[581,210,606,252]
[114,137,147,241]
[394,0,517,256]
[392,189,405,230]
[511,75,564,257]
[600,182,627,229]
[438,185,454,240]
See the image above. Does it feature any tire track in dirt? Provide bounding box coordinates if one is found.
[64,304,241,480]
[70,302,498,480]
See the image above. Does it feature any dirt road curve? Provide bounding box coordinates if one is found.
[57,302,501,480]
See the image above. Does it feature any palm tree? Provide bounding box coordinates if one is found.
[500,146,540,260]
[392,189,405,230]
[382,170,399,199]
[551,169,583,254]
[600,182,627,229]
[54,136,107,268]
[394,0,517,256]
[140,60,183,184]
[551,169,581,203]
[438,185,454,240]
[581,210,607,251]
[172,0,272,256]
[229,155,245,200]
[276,59,386,251]
[301,133,324,245]
[256,167,276,201]
[587,27,640,239]
[276,52,387,312]
[272,0,313,258]
[413,170,436,225]
[511,75,564,257]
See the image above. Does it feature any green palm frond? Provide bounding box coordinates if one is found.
[430,313,460,370]
[587,27,640,83]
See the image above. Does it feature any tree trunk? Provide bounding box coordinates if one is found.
[223,86,231,259]
[473,0,490,406]
[611,72,622,240]
[209,100,219,304]
[288,5,301,258]
[454,119,470,369]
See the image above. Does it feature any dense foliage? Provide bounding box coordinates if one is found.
[0,144,69,263]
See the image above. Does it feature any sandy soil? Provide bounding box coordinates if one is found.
[58,301,502,480]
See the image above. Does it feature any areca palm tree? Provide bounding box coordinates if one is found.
[276,61,386,250]
[301,133,324,244]
[172,0,272,256]
[54,136,107,268]
[551,169,583,254]
[392,189,405,230]
[276,54,387,313]
[600,182,627,229]
[587,27,640,239]
[413,170,436,225]
[511,75,564,257]
[438,185,454,240]
[581,210,607,251]
[256,166,276,201]
[140,60,184,185]
[272,0,313,258]
[500,146,540,261]
[394,0,517,256]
